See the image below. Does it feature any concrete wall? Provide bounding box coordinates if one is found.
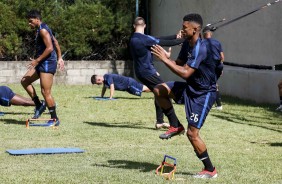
[150,0,282,103]
[0,60,133,85]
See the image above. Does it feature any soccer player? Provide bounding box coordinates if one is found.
[151,13,218,178]
[91,74,151,99]
[0,86,35,107]
[20,10,63,126]
[130,16,184,129]
[276,80,282,111]
[202,26,224,110]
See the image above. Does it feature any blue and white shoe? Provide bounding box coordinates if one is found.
[33,101,46,119]
[46,119,60,126]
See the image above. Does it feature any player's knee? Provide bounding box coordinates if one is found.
[20,77,28,87]
[186,128,198,141]
[41,88,51,97]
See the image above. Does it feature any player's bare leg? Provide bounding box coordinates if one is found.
[40,72,60,126]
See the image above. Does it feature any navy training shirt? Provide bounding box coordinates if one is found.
[203,38,223,61]
[103,74,131,91]
[35,23,57,62]
[177,38,217,96]
[130,32,160,78]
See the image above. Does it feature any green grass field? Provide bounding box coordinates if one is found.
[0,84,281,184]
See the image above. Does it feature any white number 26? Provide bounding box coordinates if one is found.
[190,113,199,122]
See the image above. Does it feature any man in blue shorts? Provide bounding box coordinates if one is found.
[152,14,218,178]
[202,26,224,110]
[0,86,35,107]
[20,10,63,126]
[91,74,150,99]
[130,16,184,129]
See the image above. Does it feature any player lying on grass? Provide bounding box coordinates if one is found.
[0,86,35,107]
[91,74,151,99]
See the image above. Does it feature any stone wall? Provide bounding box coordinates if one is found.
[0,60,133,85]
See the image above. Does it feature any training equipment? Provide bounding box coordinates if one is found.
[6,148,84,156]
[0,112,4,116]
[26,118,58,128]
[210,0,281,31]
[206,18,226,27]
[156,155,177,180]
[94,97,116,101]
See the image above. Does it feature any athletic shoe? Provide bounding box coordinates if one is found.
[159,125,185,139]
[155,122,170,129]
[193,168,218,179]
[33,101,46,119]
[276,105,282,112]
[46,119,60,126]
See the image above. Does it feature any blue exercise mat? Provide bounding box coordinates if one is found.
[6,148,85,155]
[0,112,4,116]
[94,97,116,101]
[29,123,53,127]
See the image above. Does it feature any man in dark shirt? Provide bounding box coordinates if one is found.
[21,10,63,126]
[91,74,150,99]
[202,26,224,110]
[152,13,218,179]
[130,16,184,129]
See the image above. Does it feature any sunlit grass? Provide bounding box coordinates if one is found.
[0,84,281,184]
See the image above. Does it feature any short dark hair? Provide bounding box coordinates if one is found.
[134,17,145,25]
[91,75,97,84]
[183,13,203,27]
[202,26,211,34]
[27,9,42,20]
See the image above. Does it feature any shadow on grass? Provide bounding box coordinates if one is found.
[268,142,282,147]
[92,159,159,172]
[84,96,153,100]
[1,118,25,125]
[250,141,282,147]
[1,112,33,115]
[84,121,155,130]
[212,113,282,133]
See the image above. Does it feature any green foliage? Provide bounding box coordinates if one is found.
[0,0,137,60]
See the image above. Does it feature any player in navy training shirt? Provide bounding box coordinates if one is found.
[21,10,63,126]
[91,74,150,99]
[202,26,224,110]
[152,14,218,179]
[130,16,184,129]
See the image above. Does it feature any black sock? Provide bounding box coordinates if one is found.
[280,96,282,105]
[196,150,214,172]
[162,106,181,127]
[216,91,222,107]
[32,96,41,108]
[48,106,58,119]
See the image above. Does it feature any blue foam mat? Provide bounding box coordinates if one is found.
[0,112,4,116]
[29,123,52,127]
[94,97,116,101]
[6,148,85,155]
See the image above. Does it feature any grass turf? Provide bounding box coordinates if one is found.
[0,84,281,184]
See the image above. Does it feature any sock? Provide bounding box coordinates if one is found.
[32,96,41,109]
[216,91,222,107]
[196,150,214,172]
[280,96,282,105]
[162,106,181,127]
[48,106,58,119]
